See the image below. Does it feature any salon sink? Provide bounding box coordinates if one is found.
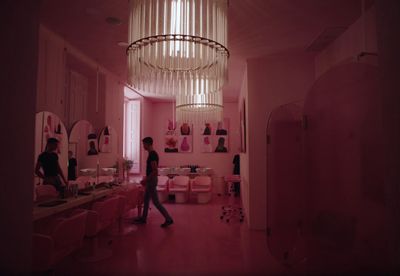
[101,167,116,175]
[80,168,96,176]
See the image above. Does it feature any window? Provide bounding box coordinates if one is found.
[123,87,141,174]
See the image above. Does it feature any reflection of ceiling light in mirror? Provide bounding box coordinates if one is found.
[106,17,122,25]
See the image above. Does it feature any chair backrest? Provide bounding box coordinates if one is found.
[177,168,191,175]
[51,209,88,250]
[204,168,213,175]
[158,167,171,176]
[193,176,212,186]
[158,176,169,187]
[172,175,189,187]
[92,196,119,230]
[36,185,58,201]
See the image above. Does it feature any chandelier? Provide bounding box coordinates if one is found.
[175,79,223,124]
[127,0,229,96]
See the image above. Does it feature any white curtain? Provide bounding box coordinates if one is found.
[123,98,141,174]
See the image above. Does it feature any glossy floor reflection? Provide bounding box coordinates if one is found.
[54,195,286,275]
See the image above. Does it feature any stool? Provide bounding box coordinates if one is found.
[220,175,244,223]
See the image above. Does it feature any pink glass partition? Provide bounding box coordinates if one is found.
[303,62,387,272]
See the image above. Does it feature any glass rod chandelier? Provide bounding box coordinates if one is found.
[127,0,229,96]
[175,78,223,124]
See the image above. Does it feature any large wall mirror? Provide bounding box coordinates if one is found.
[69,120,98,177]
[98,125,118,174]
[34,111,68,186]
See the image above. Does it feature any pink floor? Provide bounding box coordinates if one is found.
[53,195,286,275]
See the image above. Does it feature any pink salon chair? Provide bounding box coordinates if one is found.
[156,176,170,203]
[35,184,58,202]
[169,175,190,203]
[190,176,212,203]
[78,196,119,262]
[32,209,88,273]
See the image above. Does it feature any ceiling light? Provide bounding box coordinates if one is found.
[175,79,223,124]
[126,0,229,96]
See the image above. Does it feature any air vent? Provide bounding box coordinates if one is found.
[306,26,347,52]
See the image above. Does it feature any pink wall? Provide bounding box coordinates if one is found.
[244,54,315,230]
[36,25,110,131]
[36,25,125,166]
[144,102,241,177]
[0,0,40,272]
[105,76,125,166]
[36,26,66,120]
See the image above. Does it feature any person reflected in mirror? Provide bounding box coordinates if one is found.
[233,153,240,196]
[133,137,174,228]
[35,138,68,193]
[68,150,77,181]
[215,137,227,152]
[87,140,98,155]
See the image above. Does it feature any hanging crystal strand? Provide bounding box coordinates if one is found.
[148,0,152,39]
[178,1,183,72]
[133,49,137,88]
[183,0,187,69]
[218,1,222,48]
[138,47,143,91]
[150,1,155,69]
[170,70,174,96]
[199,0,203,69]
[191,0,195,71]
[140,1,146,91]
[190,71,193,104]
[223,0,227,49]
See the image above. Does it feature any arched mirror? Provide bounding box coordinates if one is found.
[69,120,98,178]
[266,102,306,266]
[34,112,68,186]
[98,125,118,175]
